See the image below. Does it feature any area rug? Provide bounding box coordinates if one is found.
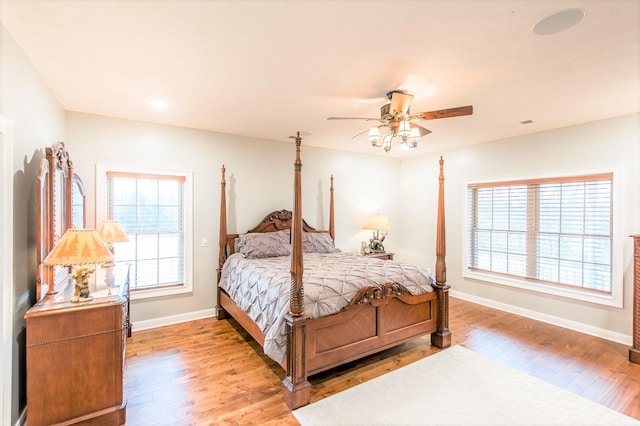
[293,345,639,425]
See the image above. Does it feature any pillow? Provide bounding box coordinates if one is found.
[236,230,291,258]
[302,232,340,254]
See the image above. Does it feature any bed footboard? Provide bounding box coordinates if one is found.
[305,289,438,375]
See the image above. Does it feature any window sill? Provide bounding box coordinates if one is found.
[463,270,622,308]
[131,285,192,301]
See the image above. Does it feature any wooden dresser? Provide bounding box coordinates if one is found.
[25,294,127,426]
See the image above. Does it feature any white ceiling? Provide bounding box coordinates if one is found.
[1,0,638,158]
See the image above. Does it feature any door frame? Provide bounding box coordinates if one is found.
[1,114,14,425]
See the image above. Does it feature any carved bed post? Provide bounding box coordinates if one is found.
[216,165,229,320]
[431,156,452,348]
[283,132,311,409]
[630,235,640,364]
[329,175,335,241]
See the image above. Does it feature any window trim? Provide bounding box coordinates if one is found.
[462,167,623,308]
[96,163,193,300]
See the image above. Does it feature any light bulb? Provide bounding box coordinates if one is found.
[382,134,393,152]
[407,127,420,148]
[398,120,411,138]
[368,127,381,146]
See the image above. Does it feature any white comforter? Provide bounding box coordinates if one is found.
[219,251,435,363]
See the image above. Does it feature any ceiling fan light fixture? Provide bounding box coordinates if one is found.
[328,90,473,154]
[407,128,421,148]
[382,134,393,152]
[398,120,411,139]
[368,127,381,146]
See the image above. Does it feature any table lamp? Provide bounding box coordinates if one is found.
[98,220,129,295]
[364,214,390,253]
[43,228,114,302]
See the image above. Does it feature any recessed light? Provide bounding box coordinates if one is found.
[146,97,170,110]
[533,9,585,35]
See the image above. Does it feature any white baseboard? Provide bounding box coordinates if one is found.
[450,290,632,346]
[130,293,632,347]
[131,308,217,333]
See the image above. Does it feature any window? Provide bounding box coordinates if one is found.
[96,165,193,299]
[466,172,620,306]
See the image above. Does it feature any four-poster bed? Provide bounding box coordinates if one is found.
[216,132,451,409]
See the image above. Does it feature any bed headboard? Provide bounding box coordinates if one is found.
[246,209,318,234]
[222,209,327,256]
[217,166,334,269]
[35,142,86,301]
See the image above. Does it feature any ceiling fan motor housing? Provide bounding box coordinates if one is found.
[386,89,407,100]
[380,103,409,121]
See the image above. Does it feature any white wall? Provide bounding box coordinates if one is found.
[400,113,640,341]
[65,112,402,327]
[1,23,66,424]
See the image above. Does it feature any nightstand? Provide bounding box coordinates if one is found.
[363,252,394,261]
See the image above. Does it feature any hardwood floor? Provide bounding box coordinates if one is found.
[124,297,640,425]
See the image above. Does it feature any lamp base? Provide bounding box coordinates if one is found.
[369,240,385,253]
[71,282,92,303]
[368,229,387,253]
[70,295,94,303]
[103,263,116,295]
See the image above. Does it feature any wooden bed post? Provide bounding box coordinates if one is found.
[630,235,640,364]
[431,156,452,348]
[216,165,229,320]
[283,132,311,409]
[329,175,335,241]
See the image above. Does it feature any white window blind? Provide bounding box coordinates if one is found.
[107,171,186,291]
[467,173,613,295]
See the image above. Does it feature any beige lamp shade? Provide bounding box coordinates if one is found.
[43,228,114,266]
[98,220,130,243]
[364,214,390,231]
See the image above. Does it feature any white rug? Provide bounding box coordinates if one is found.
[293,345,639,425]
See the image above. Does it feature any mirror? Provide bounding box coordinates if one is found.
[35,159,50,300]
[35,142,86,301]
[71,173,86,229]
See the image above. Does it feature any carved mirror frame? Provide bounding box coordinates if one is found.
[35,142,86,301]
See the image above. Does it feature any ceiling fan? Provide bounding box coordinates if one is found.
[328,90,473,152]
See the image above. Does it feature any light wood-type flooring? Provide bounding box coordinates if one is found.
[124,297,640,425]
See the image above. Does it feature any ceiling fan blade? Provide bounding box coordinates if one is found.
[352,128,372,139]
[411,105,473,121]
[327,116,381,121]
[409,123,432,137]
[389,92,414,115]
